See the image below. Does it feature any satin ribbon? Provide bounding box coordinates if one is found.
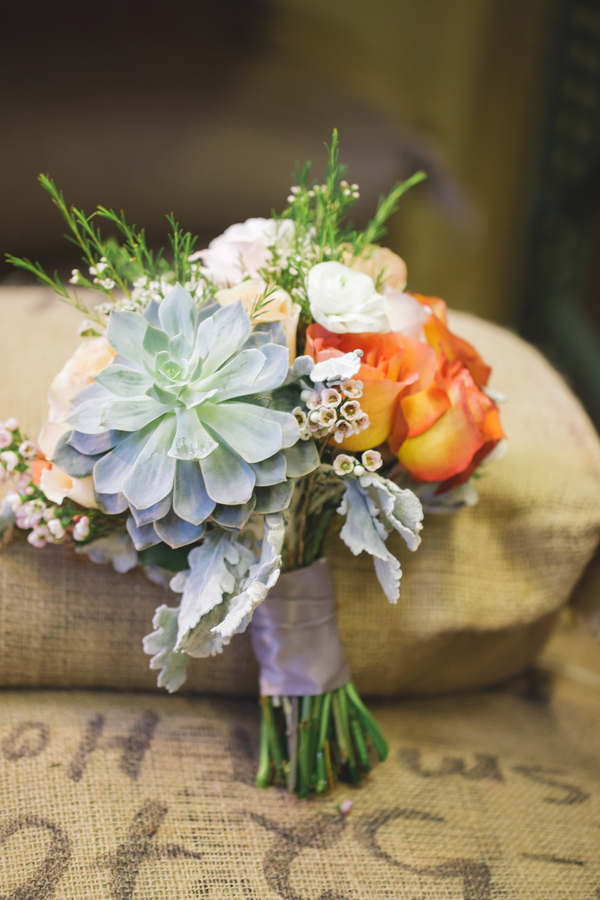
[250,557,350,696]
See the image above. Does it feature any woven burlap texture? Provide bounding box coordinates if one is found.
[1,287,600,695]
[0,675,598,899]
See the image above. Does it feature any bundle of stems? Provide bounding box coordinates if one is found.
[256,683,388,796]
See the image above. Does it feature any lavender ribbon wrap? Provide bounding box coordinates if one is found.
[250,558,351,697]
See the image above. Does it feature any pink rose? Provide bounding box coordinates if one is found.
[190,218,295,287]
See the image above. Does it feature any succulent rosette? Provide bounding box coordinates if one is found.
[58,284,314,549]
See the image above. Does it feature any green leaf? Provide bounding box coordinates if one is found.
[139,542,195,572]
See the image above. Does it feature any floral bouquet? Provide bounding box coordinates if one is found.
[0,133,505,796]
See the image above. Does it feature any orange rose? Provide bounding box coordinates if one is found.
[306,324,437,452]
[393,294,503,488]
[306,294,504,490]
[396,358,504,488]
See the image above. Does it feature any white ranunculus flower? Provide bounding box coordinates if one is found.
[307,261,389,334]
[190,218,295,288]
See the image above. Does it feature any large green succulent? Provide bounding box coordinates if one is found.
[61,284,318,548]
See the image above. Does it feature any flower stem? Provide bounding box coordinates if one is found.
[256,682,388,793]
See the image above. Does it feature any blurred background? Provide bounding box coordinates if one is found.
[1,0,600,426]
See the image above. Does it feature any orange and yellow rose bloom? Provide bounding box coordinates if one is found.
[306,294,504,490]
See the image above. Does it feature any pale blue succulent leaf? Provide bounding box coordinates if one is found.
[168,407,219,460]
[173,460,216,525]
[236,343,289,397]
[122,415,177,509]
[142,324,170,357]
[130,491,173,527]
[107,311,147,365]
[93,426,154,495]
[67,399,107,434]
[154,508,206,549]
[211,496,256,530]
[187,316,214,379]
[249,452,287,486]
[199,401,283,464]
[96,491,129,514]
[52,432,100,477]
[143,300,161,327]
[126,516,161,550]
[194,348,266,396]
[68,429,127,455]
[94,365,154,398]
[70,380,112,409]
[145,383,178,404]
[199,437,255,505]
[99,396,166,431]
[259,407,299,449]
[158,283,197,340]
[178,386,219,409]
[199,301,252,378]
[244,321,286,348]
[282,441,320,477]
[196,299,220,323]
[254,479,294,514]
[168,332,192,364]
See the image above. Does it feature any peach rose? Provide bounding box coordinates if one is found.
[46,336,116,424]
[39,463,98,508]
[215,279,300,361]
[343,245,407,292]
[36,336,114,509]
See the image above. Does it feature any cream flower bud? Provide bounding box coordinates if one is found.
[73,516,90,542]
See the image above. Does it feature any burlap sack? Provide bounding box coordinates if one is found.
[0,669,599,898]
[1,287,600,696]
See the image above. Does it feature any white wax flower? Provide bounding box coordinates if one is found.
[307,262,389,334]
[0,450,18,472]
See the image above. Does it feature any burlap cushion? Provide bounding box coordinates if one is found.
[1,287,600,695]
[0,672,599,897]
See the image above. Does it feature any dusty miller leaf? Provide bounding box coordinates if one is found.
[142,605,190,693]
[337,478,402,603]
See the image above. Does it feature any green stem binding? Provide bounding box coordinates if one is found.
[257,682,388,795]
